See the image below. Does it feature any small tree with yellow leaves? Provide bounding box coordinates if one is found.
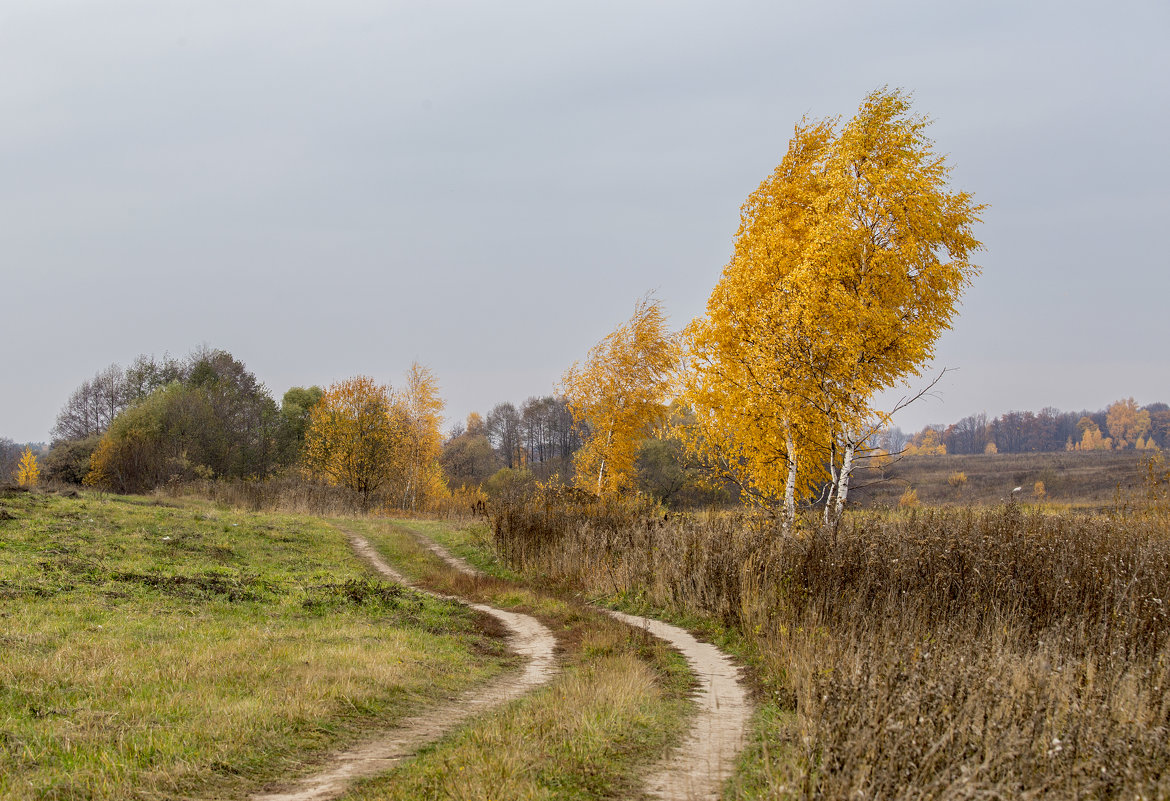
[561,296,680,496]
[16,446,39,487]
[301,376,403,511]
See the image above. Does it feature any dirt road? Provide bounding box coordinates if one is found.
[252,527,557,801]
[407,527,753,801]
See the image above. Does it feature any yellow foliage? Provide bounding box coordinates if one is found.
[948,471,968,489]
[16,446,39,487]
[1033,480,1046,499]
[984,441,998,454]
[561,296,680,496]
[301,376,403,509]
[1106,398,1151,448]
[680,88,982,523]
[396,362,446,511]
[84,436,114,489]
[907,428,947,456]
[899,487,920,508]
[1078,424,1113,452]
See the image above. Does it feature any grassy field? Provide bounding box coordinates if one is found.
[491,481,1170,799]
[342,518,695,801]
[0,488,511,801]
[849,449,1158,507]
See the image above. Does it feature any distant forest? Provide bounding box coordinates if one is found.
[891,400,1169,456]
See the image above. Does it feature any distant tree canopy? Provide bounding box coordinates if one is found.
[84,350,281,493]
[446,396,581,489]
[896,399,1168,456]
[0,438,24,483]
[52,354,186,442]
[47,349,345,491]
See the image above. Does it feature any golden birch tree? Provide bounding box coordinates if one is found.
[682,88,983,528]
[561,296,680,496]
[394,362,446,511]
[16,446,39,488]
[682,117,838,525]
[301,376,402,510]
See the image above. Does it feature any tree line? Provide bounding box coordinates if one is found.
[892,398,1169,456]
[35,348,449,512]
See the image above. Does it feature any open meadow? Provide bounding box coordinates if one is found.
[0,488,511,801]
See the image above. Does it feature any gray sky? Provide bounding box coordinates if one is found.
[3,0,1168,443]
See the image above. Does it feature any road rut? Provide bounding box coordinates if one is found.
[407,527,754,801]
[252,526,557,801]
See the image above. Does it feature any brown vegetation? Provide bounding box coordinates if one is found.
[850,449,1156,508]
[491,469,1170,798]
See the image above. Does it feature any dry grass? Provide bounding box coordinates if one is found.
[490,475,1170,799]
[851,449,1157,508]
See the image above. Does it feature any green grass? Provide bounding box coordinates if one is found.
[343,519,695,800]
[0,490,511,801]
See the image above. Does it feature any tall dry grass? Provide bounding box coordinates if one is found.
[492,478,1170,798]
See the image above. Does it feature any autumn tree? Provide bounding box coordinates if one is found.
[301,376,402,510]
[682,88,983,529]
[395,362,446,511]
[16,446,39,487]
[905,427,946,456]
[561,296,680,496]
[1106,398,1151,449]
[1076,420,1113,451]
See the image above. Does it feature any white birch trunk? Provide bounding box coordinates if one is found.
[596,426,614,495]
[832,440,856,523]
[783,423,797,533]
[822,456,838,527]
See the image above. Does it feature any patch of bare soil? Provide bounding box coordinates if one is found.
[408,529,754,801]
[252,527,556,801]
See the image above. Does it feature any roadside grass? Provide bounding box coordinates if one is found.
[344,519,694,800]
[0,489,511,801]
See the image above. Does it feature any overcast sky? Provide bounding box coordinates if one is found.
[3,0,1167,443]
